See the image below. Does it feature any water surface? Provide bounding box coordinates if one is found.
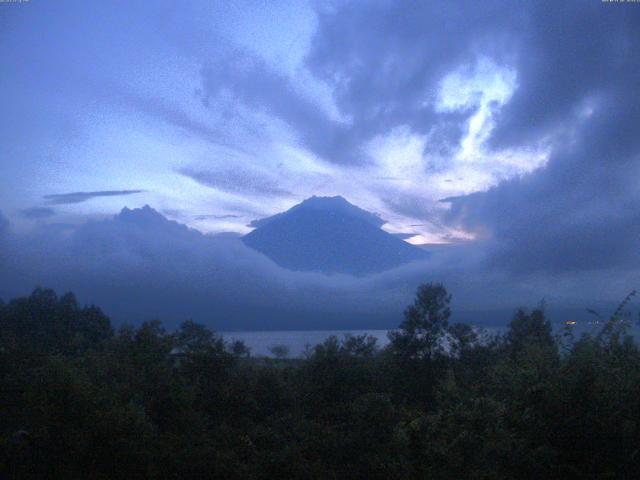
[222,323,640,357]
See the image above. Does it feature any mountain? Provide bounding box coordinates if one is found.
[68,205,207,258]
[242,196,428,275]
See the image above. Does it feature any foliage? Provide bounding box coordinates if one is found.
[1,285,639,479]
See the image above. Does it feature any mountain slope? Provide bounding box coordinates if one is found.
[243,196,428,275]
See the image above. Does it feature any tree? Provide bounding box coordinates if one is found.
[175,320,222,355]
[229,339,251,358]
[506,307,555,354]
[268,344,290,359]
[448,322,478,358]
[389,282,452,361]
[0,288,112,355]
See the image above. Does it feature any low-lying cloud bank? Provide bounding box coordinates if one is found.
[0,207,636,330]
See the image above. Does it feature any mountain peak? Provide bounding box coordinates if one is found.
[300,195,349,207]
[117,205,168,226]
[243,196,427,276]
[250,196,384,229]
[114,205,201,238]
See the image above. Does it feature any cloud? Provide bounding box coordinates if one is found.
[1,206,636,332]
[194,214,241,221]
[0,207,409,329]
[391,232,416,240]
[444,119,640,273]
[196,29,479,167]
[198,48,365,165]
[20,207,56,219]
[43,190,145,205]
[187,1,546,237]
[299,1,526,164]
[180,167,291,198]
[487,2,640,150]
[440,2,640,273]
[0,211,8,236]
[2,0,639,322]
[115,88,256,156]
[0,211,9,269]
[295,1,640,272]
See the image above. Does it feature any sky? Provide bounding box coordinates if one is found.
[1,0,640,328]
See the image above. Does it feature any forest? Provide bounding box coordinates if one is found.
[1,284,639,479]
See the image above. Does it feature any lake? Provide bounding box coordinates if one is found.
[221,329,392,357]
[222,322,640,357]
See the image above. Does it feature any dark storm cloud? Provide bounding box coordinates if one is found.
[303,0,516,161]
[299,0,640,273]
[197,18,474,166]
[179,167,291,198]
[194,0,640,274]
[440,2,640,273]
[19,207,56,219]
[44,190,145,205]
[445,107,640,273]
[488,1,640,150]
